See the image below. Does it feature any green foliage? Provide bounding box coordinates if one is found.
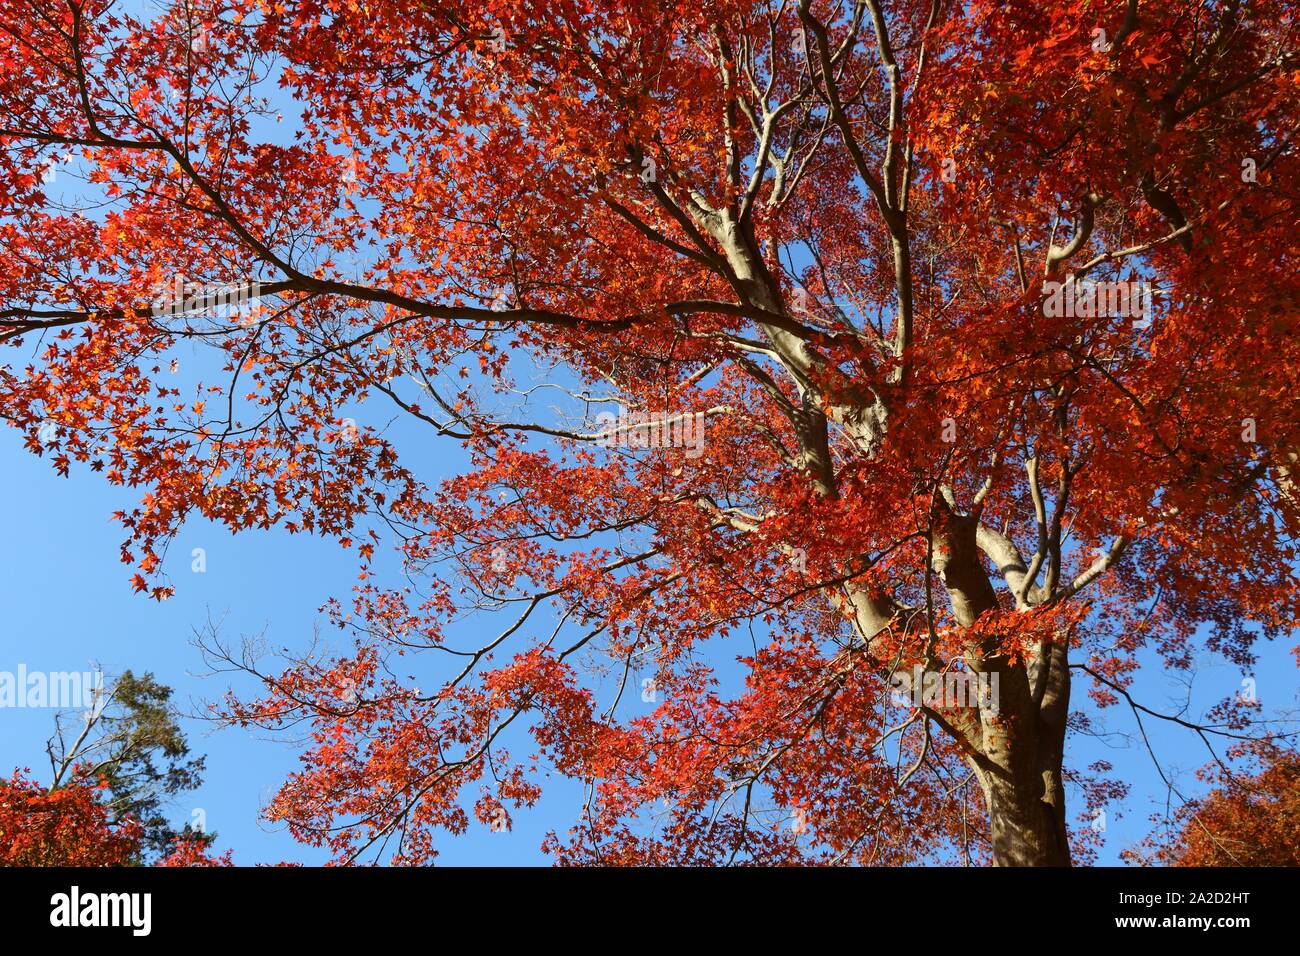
[48,670,210,863]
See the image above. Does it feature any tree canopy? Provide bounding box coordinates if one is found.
[1,0,1297,865]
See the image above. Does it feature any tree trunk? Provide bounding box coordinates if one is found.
[971,636,1072,866]
[931,509,1074,866]
[979,768,1071,866]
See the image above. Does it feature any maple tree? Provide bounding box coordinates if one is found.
[1126,743,1300,866]
[0,771,230,865]
[1,0,1297,866]
[0,771,143,866]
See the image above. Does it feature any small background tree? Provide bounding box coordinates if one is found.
[16,670,215,864]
